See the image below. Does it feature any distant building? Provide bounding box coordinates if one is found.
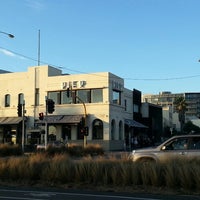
[142,91,200,132]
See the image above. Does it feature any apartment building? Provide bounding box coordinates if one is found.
[0,65,138,151]
[142,91,200,132]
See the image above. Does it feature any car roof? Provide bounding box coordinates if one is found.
[171,134,200,138]
[158,134,200,147]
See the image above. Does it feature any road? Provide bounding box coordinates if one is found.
[0,186,200,200]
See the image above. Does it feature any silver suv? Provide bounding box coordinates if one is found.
[129,134,200,163]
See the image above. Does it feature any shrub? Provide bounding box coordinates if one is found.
[0,144,22,156]
[83,144,104,156]
[1,153,200,194]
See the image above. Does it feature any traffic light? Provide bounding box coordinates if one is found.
[39,112,44,120]
[66,87,71,98]
[47,99,55,114]
[80,126,89,136]
[80,117,85,127]
[84,126,89,136]
[17,104,22,117]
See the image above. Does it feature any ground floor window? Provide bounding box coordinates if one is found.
[92,119,103,139]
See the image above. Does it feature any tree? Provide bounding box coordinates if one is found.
[173,96,187,133]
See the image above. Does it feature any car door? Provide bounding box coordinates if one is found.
[186,136,200,159]
[158,137,189,162]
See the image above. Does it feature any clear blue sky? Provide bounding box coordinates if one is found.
[1,0,200,94]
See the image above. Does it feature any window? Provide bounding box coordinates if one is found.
[5,94,10,107]
[61,91,73,104]
[91,89,103,103]
[188,137,200,150]
[92,119,103,139]
[133,104,139,113]
[48,88,103,105]
[124,99,127,111]
[119,121,123,140]
[77,90,90,103]
[18,93,24,104]
[35,88,39,106]
[111,119,116,140]
[165,138,188,150]
[48,91,60,104]
[62,125,71,140]
[112,90,121,105]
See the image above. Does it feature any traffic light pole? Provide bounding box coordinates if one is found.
[45,97,48,149]
[75,95,87,148]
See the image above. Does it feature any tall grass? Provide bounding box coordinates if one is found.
[0,153,200,194]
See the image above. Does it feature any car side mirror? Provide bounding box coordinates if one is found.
[161,146,166,150]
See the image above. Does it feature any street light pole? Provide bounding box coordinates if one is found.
[0,31,14,38]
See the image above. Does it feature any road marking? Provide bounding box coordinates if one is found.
[0,189,161,200]
[0,196,44,200]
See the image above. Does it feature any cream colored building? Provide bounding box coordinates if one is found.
[0,65,135,151]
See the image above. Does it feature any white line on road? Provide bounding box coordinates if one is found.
[0,189,161,200]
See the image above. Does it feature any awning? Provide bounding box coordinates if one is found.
[0,117,23,125]
[35,115,84,124]
[125,119,148,128]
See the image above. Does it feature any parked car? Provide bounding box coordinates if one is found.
[36,141,65,150]
[129,134,200,163]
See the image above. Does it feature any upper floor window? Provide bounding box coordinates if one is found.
[48,91,60,104]
[61,90,72,104]
[48,89,103,105]
[76,90,90,103]
[5,94,10,107]
[91,89,103,103]
[112,90,121,105]
[35,88,39,106]
[18,93,24,104]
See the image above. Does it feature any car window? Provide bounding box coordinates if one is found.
[165,138,188,150]
[188,137,200,150]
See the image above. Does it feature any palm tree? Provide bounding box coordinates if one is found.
[173,96,187,133]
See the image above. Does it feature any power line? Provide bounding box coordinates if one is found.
[0,46,200,81]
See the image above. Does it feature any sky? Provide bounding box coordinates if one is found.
[1,0,200,94]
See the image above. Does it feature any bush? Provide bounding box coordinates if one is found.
[1,150,200,194]
[83,144,104,156]
[0,144,22,156]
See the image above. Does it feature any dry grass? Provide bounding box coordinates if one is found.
[0,150,200,194]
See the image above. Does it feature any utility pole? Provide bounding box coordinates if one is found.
[38,29,40,66]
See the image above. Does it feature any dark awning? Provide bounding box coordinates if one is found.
[35,115,84,124]
[0,117,23,125]
[125,119,148,128]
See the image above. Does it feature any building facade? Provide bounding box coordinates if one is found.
[0,65,137,151]
[142,91,200,132]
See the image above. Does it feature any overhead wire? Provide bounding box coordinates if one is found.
[1,46,200,81]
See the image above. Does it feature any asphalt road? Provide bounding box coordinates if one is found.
[0,186,200,200]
